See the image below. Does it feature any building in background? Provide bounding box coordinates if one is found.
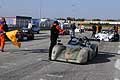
[4,16,32,28]
[16,16,32,28]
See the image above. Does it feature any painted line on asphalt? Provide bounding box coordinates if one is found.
[37,58,42,61]
[4,63,17,66]
[0,66,8,69]
[117,50,120,54]
[39,78,47,80]
[114,44,120,80]
[24,48,29,50]
[46,74,63,78]
[114,59,120,80]
[0,63,17,69]
[118,45,120,48]
[115,59,120,70]
[114,78,120,80]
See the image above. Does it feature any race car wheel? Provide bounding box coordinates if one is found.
[78,48,89,64]
[51,45,66,60]
[90,44,98,57]
[115,34,119,41]
[94,45,98,57]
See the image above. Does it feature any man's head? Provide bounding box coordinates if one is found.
[53,21,59,26]
[0,17,6,24]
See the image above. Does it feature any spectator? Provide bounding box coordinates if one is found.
[70,23,76,37]
[98,24,102,33]
[91,24,97,38]
[80,24,85,33]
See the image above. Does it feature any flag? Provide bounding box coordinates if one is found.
[6,30,21,48]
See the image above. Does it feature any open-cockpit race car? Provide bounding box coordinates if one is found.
[95,30,119,41]
[51,36,98,64]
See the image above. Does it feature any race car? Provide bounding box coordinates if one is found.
[51,36,98,64]
[95,30,119,41]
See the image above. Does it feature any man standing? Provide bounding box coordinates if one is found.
[91,24,97,38]
[49,21,64,60]
[80,24,85,33]
[28,22,32,29]
[70,23,76,37]
[98,24,102,33]
[0,17,8,52]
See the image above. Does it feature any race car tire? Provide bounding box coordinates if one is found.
[78,48,89,64]
[51,45,66,60]
[115,34,119,41]
[90,44,98,57]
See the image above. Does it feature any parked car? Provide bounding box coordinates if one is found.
[95,30,119,41]
[31,25,40,34]
[16,28,34,41]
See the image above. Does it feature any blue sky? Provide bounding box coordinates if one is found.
[0,0,120,19]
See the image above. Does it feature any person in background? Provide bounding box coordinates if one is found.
[0,17,8,52]
[113,25,118,33]
[70,23,76,37]
[49,21,64,60]
[1,18,8,32]
[78,24,81,33]
[98,24,102,33]
[2,17,8,39]
[80,24,85,33]
[91,24,97,38]
[28,22,32,29]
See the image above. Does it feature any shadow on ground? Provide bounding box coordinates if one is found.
[23,48,49,53]
[88,51,115,64]
[7,48,49,54]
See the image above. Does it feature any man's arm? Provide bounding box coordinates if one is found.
[56,26,64,34]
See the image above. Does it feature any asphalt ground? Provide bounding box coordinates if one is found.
[0,31,120,80]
